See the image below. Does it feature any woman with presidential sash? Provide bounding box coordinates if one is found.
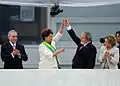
[39,20,65,69]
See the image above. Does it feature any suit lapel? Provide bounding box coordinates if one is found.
[16,43,19,50]
[79,42,92,50]
[117,44,120,53]
[117,44,120,49]
[7,42,13,52]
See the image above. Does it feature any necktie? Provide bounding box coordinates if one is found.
[79,44,84,50]
[13,44,16,49]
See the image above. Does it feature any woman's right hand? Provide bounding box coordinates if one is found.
[63,20,70,27]
[58,48,64,53]
[53,48,65,57]
[102,52,108,61]
[104,51,110,57]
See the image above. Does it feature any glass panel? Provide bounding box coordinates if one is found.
[0,5,47,44]
[20,6,34,21]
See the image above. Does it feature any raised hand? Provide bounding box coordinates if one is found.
[63,19,70,27]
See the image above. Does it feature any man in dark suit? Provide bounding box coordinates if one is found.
[115,31,120,69]
[1,30,28,69]
[64,20,97,69]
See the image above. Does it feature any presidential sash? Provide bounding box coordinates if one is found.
[42,41,60,68]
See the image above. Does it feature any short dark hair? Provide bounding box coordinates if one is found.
[41,29,53,40]
[115,31,120,37]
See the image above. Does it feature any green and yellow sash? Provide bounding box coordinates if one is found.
[42,41,60,68]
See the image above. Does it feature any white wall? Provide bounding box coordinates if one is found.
[0,70,120,86]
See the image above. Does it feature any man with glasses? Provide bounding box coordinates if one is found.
[115,31,120,69]
[1,30,28,69]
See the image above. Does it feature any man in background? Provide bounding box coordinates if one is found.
[115,31,120,69]
[1,30,28,69]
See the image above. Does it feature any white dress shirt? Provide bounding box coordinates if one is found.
[39,32,63,69]
[9,41,16,48]
[9,41,16,58]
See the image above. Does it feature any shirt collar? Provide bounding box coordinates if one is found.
[83,41,91,47]
[9,41,16,47]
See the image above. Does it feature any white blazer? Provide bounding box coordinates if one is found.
[98,46,119,69]
[39,32,62,69]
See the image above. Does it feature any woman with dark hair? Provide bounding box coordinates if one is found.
[100,35,119,69]
[39,20,65,69]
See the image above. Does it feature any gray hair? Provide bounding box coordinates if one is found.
[8,30,17,38]
[83,32,92,41]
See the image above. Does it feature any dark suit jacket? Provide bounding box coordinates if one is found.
[117,44,120,69]
[67,29,97,69]
[1,42,28,69]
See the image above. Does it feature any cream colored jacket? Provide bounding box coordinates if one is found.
[98,46,119,69]
[39,32,62,69]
